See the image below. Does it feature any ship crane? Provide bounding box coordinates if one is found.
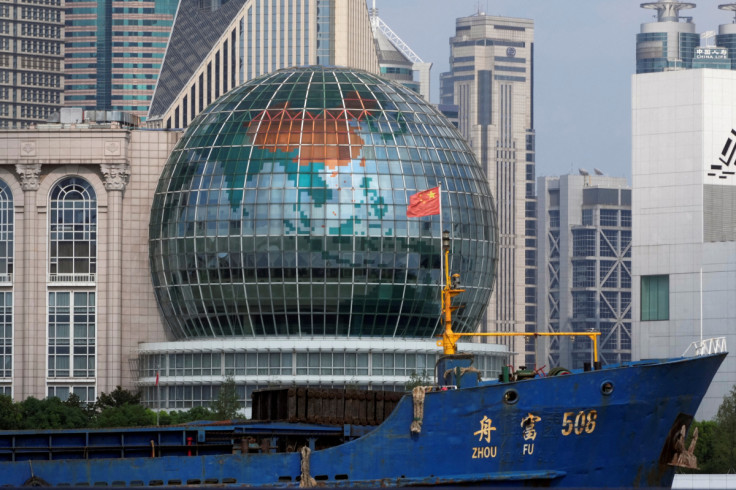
[438,230,601,364]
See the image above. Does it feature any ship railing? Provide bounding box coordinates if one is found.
[682,337,727,357]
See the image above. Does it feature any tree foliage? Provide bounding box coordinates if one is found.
[682,385,736,474]
[0,387,221,430]
[0,394,21,430]
[19,397,89,429]
[95,386,142,410]
[94,404,156,428]
[211,377,241,420]
[405,370,433,390]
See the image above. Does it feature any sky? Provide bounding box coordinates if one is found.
[372,0,734,182]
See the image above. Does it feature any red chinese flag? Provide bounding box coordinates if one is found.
[155,371,159,386]
[407,187,441,217]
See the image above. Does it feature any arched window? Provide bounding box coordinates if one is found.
[0,179,12,387]
[49,177,96,281]
[0,179,14,280]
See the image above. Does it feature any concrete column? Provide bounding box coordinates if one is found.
[100,163,129,393]
[14,163,43,400]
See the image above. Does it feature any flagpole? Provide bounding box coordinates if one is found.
[156,360,160,426]
[438,183,444,290]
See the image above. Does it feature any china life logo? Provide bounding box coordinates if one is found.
[709,129,736,182]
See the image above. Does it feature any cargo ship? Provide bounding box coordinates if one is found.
[0,345,726,488]
[0,248,726,487]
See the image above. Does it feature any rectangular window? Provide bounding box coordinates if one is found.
[582,209,593,226]
[641,275,669,321]
[600,209,619,227]
[48,291,95,378]
[0,292,11,379]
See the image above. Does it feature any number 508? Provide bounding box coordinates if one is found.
[561,410,597,436]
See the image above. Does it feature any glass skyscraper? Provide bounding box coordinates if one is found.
[64,0,178,120]
[147,0,379,129]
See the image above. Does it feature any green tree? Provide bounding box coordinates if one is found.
[94,404,156,428]
[687,420,719,473]
[0,394,21,430]
[171,406,216,424]
[709,386,736,472]
[20,397,88,429]
[211,377,241,420]
[95,386,142,410]
[405,370,432,390]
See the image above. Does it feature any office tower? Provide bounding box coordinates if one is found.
[147,0,380,129]
[633,1,736,420]
[632,69,736,419]
[440,13,536,367]
[0,0,64,129]
[537,174,632,370]
[369,3,431,101]
[63,0,178,120]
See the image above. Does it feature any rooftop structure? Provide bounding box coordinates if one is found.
[369,2,431,101]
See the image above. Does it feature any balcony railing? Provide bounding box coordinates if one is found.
[48,273,96,285]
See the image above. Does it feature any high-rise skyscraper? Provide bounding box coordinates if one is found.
[147,0,380,129]
[63,0,178,120]
[537,174,632,370]
[632,3,736,419]
[440,12,536,366]
[0,0,64,129]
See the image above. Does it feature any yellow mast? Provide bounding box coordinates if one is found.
[438,230,600,364]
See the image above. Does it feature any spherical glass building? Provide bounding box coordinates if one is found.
[149,66,497,343]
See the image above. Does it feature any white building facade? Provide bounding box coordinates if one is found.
[632,69,736,419]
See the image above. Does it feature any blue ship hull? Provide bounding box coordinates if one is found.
[0,352,725,487]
